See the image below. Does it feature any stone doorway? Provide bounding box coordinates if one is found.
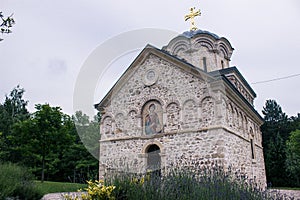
[146,144,161,176]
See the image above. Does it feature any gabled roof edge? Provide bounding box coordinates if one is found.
[94,44,216,111]
[210,67,256,98]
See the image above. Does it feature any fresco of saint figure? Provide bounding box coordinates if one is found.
[145,103,162,135]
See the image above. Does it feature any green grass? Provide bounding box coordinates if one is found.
[34,181,87,195]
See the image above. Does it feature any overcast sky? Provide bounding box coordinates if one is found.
[1,0,300,118]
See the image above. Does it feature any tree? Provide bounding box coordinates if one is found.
[60,135,98,183]
[9,104,73,182]
[261,100,289,146]
[285,129,300,187]
[63,111,99,182]
[261,99,291,186]
[288,113,300,131]
[0,86,99,182]
[0,85,29,161]
[32,104,75,182]
[72,111,100,159]
[0,11,15,41]
[264,132,286,186]
[3,85,29,122]
[8,108,99,182]
[262,100,287,122]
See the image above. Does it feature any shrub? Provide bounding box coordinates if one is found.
[0,162,42,200]
[108,167,293,200]
[64,180,115,200]
[65,167,294,200]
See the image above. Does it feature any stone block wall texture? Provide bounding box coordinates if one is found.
[98,51,266,186]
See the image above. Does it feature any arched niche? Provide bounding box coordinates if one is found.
[166,102,180,132]
[115,113,125,133]
[126,109,139,135]
[142,100,163,135]
[182,99,198,129]
[201,96,215,127]
[101,116,113,136]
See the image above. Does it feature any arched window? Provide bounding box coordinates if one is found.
[203,57,207,72]
[250,139,255,159]
[250,128,256,160]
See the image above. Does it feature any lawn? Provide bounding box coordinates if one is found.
[34,181,87,196]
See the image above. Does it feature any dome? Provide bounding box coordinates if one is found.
[162,29,234,72]
[180,29,220,40]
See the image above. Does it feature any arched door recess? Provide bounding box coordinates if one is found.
[146,144,161,177]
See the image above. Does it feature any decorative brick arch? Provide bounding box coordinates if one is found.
[164,99,181,110]
[144,143,161,174]
[194,38,214,50]
[142,141,164,154]
[100,113,113,124]
[100,115,113,139]
[139,97,165,115]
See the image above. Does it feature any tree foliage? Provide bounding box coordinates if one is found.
[73,111,100,160]
[0,86,99,183]
[285,129,300,186]
[0,11,15,41]
[0,85,29,161]
[261,99,300,187]
[27,104,72,182]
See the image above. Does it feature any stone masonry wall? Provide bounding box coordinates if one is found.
[99,53,266,186]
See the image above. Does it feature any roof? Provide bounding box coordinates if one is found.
[94,44,262,122]
[94,44,215,110]
[163,30,234,59]
[209,67,257,98]
[180,29,220,39]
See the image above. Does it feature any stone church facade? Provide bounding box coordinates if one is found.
[95,30,267,186]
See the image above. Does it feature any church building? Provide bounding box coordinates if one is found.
[95,11,266,186]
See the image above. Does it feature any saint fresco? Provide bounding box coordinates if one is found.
[143,101,163,135]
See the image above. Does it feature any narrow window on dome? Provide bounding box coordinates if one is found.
[221,60,224,69]
[203,57,207,72]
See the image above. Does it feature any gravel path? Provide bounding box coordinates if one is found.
[41,192,84,200]
[270,189,300,200]
[41,190,300,200]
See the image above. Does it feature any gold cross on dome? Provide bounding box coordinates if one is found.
[184,7,201,31]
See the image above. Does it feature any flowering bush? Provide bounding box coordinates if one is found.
[83,180,115,200]
[64,180,115,200]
